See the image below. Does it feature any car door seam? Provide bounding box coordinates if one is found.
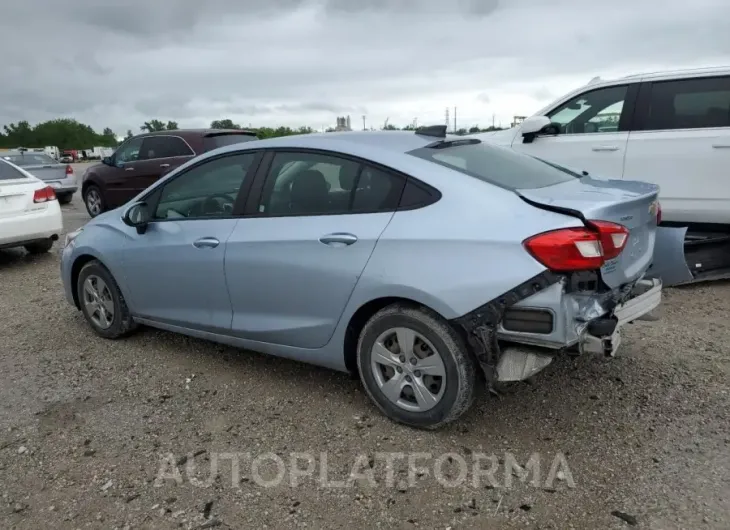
[323,210,399,346]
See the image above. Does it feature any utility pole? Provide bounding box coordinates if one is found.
[492,113,495,129]
[453,107,457,133]
[445,108,450,131]
[362,115,366,130]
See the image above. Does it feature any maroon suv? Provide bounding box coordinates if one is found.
[81,129,257,217]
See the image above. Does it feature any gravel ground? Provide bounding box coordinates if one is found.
[1,179,729,529]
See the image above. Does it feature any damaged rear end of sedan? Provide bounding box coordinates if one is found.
[407,132,662,390]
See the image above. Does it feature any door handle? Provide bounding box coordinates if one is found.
[591,145,619,152]
[160,163,171,168]
[711,144,730,149]
[125,167,134,171]
[319,233,358,246]
[193,237,220,249]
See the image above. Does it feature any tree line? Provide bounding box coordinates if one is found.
[0,117,504,150]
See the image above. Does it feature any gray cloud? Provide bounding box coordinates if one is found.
[1,0,729,134]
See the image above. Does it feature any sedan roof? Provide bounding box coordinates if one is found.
[233,130,467,153]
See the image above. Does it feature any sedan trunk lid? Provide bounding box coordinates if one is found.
[517,176,660,288]
[19,163,69,183]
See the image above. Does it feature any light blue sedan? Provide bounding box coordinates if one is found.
[60,126,663,429]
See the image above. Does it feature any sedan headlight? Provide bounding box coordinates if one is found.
[63,228,83,248]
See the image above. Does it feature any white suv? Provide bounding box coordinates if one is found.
[473,66,730,227]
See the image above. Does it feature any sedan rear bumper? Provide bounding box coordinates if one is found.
[0,203,63,248]
[453,272,662,383]
[46,176,78,195]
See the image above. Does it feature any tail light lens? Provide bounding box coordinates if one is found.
[33,186,57,203]
[524,221,629,272]
[656,202,662,224]
[65,164,73,175]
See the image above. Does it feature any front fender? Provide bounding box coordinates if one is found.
[63,222,133,309]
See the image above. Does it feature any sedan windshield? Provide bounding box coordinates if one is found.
[407,141,579,190]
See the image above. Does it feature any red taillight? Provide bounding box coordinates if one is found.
[656,202,662,225]
[65,164,73,175]
[524,221,629,272]
[33,186,57,203]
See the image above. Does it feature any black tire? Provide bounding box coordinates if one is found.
[357,303,477,429]
[24,239,54,254]
[76,260,137,339]
[57,193,73,205]
[84,185,105,217]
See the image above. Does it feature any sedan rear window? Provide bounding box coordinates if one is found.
[203,133,257,151]
[0,159,28,180]
[407,141,578,190]
[2,153,56,166]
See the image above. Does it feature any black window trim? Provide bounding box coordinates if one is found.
[542,82,640,136]
[134,150,264,223]
[242,147,441,218]
[631,75,730,132]
[138,134,196,161]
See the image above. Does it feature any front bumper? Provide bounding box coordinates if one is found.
[60,242,76,307]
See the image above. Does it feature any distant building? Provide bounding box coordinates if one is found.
[334,115,352,132]
[511,115,527,128]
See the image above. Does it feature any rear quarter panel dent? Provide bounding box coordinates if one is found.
[351,190,584,319]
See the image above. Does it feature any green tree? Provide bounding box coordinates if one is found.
[0,118,119,150]
[2,121,34,147]
[166,121,179,130]
[140,119,168,132]
[210,119,241,129]
[126,129,134,139]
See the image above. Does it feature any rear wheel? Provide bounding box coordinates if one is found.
[57,193,73,205]
[76,260,137,339]
[84,185,105,217]
[24,239,54,254]
[357,303,477,429]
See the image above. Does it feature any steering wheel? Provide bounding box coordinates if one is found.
[187,193,236,217]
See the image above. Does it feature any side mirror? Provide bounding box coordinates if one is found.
[102,156,112,166]
[520,116,552,134]
[521,116,561,144]
[122,201,151,234]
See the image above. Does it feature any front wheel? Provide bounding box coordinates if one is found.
[84,185,105,217]
[357,304,477,429]
[76,260,137,339]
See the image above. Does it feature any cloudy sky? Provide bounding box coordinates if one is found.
[1,0,729,135]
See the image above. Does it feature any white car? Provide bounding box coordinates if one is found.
[0,157,63,254]
[472,66,730,285]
